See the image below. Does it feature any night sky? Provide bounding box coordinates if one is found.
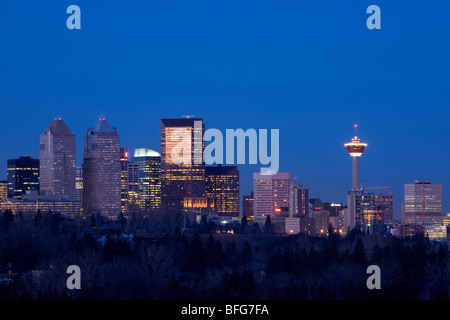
[1,1,449,218]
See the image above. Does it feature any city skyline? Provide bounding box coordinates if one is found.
[0,115,447,219]
[1,1,450,218]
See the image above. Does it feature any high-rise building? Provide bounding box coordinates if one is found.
[0,181,7,202]
[120,147,130,214]
[82,117,121,218]
[242,191,254,220]
[160,118,205,215]
[402,180,442,225]
[309,198,330,236]
[205,165,239,217]
[7,157,40,200]
[253,172,290,229]
[39,118,76,200]
[127,162,140,213]
[289,181,309,217]
[347,187,393,234]
[324,202,344,233]
[133,148,161,213]
[75,166,83,203]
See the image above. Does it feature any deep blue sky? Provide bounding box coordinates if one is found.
[1,1,450,218]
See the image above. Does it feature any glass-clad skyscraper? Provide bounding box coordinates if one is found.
[160,118,205,215]
[7,157,40,199]
[403,180,442,225]
[39,118,76,200]
[205,165,239,217]
[82,117,121,218]
[133,148,161,213]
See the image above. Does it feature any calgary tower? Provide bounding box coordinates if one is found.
[344,124,367,190]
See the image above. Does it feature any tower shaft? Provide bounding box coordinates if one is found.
[352,156,359,190]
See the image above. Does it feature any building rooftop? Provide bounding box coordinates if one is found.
[44,118,72,135]
[134,148,161,158]
[205,165,238,175]
[161,118,203,127]
[91,117,117,135]
[415,180,432,184]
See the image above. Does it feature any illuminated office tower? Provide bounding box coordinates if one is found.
[242,191,254,220]
[160,118,205,215]
[253,172,290,229]
[205,165,239,217]
[352,188,393,234]
[120,148,129,213]
[39,118,76,200]
[127,162,140,213]
[82,116,121,218]
[75,166,82,203]
[289,181,309,217]
[7,157,40,200]
[324,202,344,232]
[0,181,7,201]
[403,180,442,225]
[133,148,161,213]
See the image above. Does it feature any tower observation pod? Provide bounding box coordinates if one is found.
[344,125,367,190]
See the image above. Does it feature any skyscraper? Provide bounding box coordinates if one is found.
[120,147,130,214]
[75,166,83,203]
[127,161,140,213]
[82,117,121,218]
[253,172,290,229]
[133,148,161,213]
[289,181,309,217]
[7,157,40,200]
[351,188,393,234]
[39,118,76,200]
[205,165,240,217]
[242,191,254,220]
[403,180,442,225]
[160,118,205,215]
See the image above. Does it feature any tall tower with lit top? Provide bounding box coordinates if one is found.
[344,124,367,190]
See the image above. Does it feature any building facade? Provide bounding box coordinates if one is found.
[0,199,80,219]
[205,165,239,217]
[253,172,290,226]
[403,180,442,225]
[242,191,254,220]
[75,166,83,204]
[347,187,393,234]
[7,157,40,200]
[0,181,7,202]
[133,148,161,213]
[120,148,130,214]
[39,118,76,200]
[289,182,309,217]
[127,161,140,213]
[160,118,205,215]
[82,117,121,218]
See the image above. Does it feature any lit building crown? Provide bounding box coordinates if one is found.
[345,136,367,157]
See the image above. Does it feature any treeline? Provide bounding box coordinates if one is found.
[0,211,448,300]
